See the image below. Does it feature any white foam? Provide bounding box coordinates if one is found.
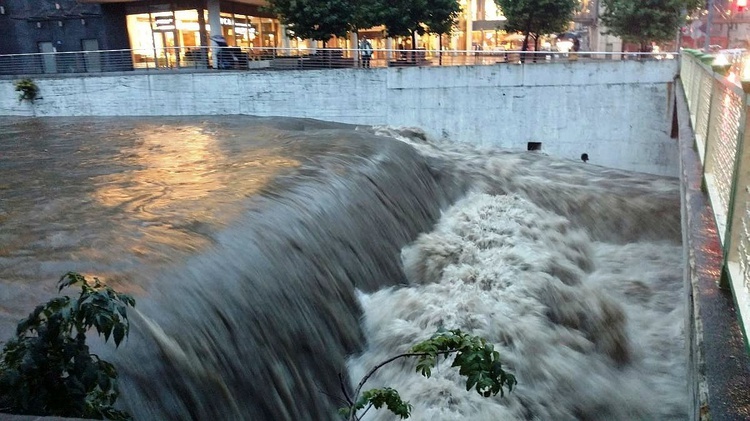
[348,193,685,420]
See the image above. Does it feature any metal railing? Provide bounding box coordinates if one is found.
[0,46,675,76]
[681,51,750,337]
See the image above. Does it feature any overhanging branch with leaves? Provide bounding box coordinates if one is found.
[341,329,517,420]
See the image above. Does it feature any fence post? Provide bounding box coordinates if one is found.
[689,57,704,128]
[690,58,701,106]
[685,56,693,116]
[695,64,715,165]
[703,77,723,180]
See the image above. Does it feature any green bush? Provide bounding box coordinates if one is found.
[341,329,516,420]
[0,272,135,420]
[14,78,39,103]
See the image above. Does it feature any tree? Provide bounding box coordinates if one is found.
[422,0,461,37]
[600,0,704,52]
[0,272,135,420]
[340,329,517,420]
[350,0,382,34]
[495,0,579,53]
[265,0,360,46]
[422,0,462,64]
[375,0,431,53]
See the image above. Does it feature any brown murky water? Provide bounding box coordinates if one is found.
[0,116,305,337]
[0,117,685,420]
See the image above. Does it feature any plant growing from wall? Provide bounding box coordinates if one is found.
[0,272,135,420]
[340,329,517,420]
[14,78,39,103]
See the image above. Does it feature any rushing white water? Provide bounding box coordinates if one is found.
[347,132,685,421]
[0,117,684,420]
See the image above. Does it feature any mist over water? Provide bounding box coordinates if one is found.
[0,117,684,420]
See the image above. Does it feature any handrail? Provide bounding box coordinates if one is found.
[680,50,750,341]
[0,47,677,77]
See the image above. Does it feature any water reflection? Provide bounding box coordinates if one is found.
[0,117,299,289]
[91,125,299,260]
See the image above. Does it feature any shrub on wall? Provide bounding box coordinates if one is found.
[14,78,39,103]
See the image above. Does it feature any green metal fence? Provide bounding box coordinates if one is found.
[681,51,750,337]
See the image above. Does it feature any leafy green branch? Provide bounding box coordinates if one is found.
[341,329,517,420]
[0,272,135,420]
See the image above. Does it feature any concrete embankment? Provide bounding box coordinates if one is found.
[1,60,679,176]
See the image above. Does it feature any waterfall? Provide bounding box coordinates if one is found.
[0,116,684,420]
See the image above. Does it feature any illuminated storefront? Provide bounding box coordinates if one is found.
[123,1,283,67]
[390,0,509,52]
[65,0,583,66]
[367,0,509,52]
[464,0,508,50]
[363,0,508,53]
[79,0,569,70]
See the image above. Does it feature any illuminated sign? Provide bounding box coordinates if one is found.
[235,26,257,36]
[154,17,173,26]
[153,17,175,30]
[177,21,201,31]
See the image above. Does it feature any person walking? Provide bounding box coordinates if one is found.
[360,36,373,68]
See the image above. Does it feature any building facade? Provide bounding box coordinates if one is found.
[0,0,515,55]
[683,0,750,50]
[0,0,129,55]
[4,0,689,74]
[0,0,289,72]
[108,0,286,69]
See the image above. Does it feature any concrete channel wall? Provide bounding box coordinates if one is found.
[0,59,679,176]
[3,62,735,421]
